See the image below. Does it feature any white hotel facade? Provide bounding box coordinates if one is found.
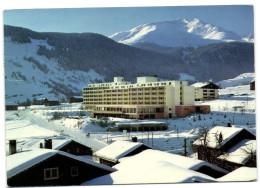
[83,76,201,119]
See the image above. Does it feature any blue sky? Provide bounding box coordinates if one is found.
[4,5,254,37]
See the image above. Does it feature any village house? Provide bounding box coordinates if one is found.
[82,149,229,185]
[216,139,256,171]
[7,149,116,187]
[193,126,256,171]
[5,102,18,111]
[250,79,255,90]
[69,96,83,103]
[44,98,60,106]
[93,140,151,167]
[191,82,220,101]
[83,76,210,119]
[18,137,93,156]
[115,149,229,178]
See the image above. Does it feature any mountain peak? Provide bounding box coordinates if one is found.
[109,18,243,47]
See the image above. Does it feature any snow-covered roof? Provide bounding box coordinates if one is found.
[217,167,257,182]
[18,136,106,152]
[191,82,209,88]
[114,149,228,174]
[217,139,256,164]
[19,137,73,151]
[94,140,144,162]
[115,120,166,126]
[6,149,116,179]
[71,96,83,99]
[82,163,215,185]
[82,150,216,185]
[193,126,245,148]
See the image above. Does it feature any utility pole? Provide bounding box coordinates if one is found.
[152,132,154,147]
[107,130,108,143]
[148,132,149,145]
[183,138,187,156]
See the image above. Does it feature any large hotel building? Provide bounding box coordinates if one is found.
[83,76,210,119]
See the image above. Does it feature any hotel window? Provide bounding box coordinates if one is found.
[71,166,79,177]
[44,167,59,180]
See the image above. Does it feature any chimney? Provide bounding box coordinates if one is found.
[131,136,138,142]
[227,123,232,127]
[9,140,16,155]
[44,139,52,149]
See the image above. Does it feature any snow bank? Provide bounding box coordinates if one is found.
[217,167,257,182]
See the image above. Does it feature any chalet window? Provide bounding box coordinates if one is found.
[71,166,79,177]
[77,148,80,153]
[44,167,59,180]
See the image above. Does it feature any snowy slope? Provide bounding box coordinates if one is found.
[217,73,255,88]
[110,18,242,47]
[4,37,104,104]
[242,33,254,43]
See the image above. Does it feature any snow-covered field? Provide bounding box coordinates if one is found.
[5,83,256,157]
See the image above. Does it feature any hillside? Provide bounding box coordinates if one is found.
[4,25,255,103]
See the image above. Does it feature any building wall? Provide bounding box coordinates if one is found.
[175,106,196,118]
[83,77,194,119]
[195,88,219,101]
[6,105,18,110]
[175,105,210,118]
[8,154,113,187]
[182,86,195,105]
[59,141,93,156]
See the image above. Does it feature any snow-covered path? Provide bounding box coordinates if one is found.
[5,109,107,153]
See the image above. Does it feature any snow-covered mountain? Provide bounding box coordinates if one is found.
[110,18,243,47]
[242,33,254,43]
[217,73,255,88]
[4,25,255,104]
[4,36,104,104]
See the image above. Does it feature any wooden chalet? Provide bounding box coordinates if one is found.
[7,149,116,187]
[193,126,256,171]
[250,80,255,90]
[93,140,151,167]
[82,149,222,185]
[6,104,18,111]
[192,82,220,101]
[216,139,256,171]
[44,98,60,106]
[69,96,83,103]
[115,149,229,178]
[21,138,93,156]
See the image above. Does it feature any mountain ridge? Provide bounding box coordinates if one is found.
[109,18,250,47]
